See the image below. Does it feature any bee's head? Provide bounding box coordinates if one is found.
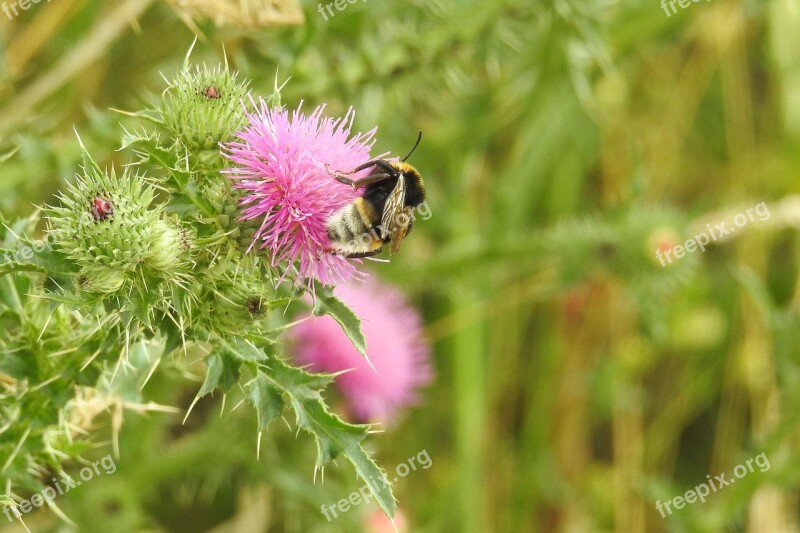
[398,163,426,208]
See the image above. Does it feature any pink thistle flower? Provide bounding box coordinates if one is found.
[223,98,378,286]
[290,278,433,424]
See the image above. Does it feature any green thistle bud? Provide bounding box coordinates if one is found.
[148,220,185,271]
[81,265,127,293]
[161,65,250,151]
[47,162,184,293]
[204,257,276,335]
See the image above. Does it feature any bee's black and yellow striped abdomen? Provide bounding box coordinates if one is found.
[325,159,426,258]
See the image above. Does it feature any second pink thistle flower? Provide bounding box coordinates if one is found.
[290,279,433,424]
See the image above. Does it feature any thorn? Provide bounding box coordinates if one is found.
[184,36,198,68]
[183,395,201,425]
[73,125,86,152]
[139,355,161,392]
[274,68,290,95]
[0,426,31,474]
[17,515,33,533]
[108,107,138,117]
[361,344,377,373]
[230,398,247,412]
[36,309,55,343]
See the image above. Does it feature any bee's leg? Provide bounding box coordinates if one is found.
[372,159,399,175]
[343,249,383,259]
[326,159,398,188]
[333,172,391,188]
[348,159,397,175]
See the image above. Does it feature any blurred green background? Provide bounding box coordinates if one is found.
[2,0,800,531]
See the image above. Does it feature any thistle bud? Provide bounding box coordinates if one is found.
[147,220,186,272]
[47,162,181,293]
[161,65,250,151]
[81,265,127,293]
[204,257,275,334]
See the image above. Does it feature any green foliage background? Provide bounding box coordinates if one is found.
[2,0,800,531]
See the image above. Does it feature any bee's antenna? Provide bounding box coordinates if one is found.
[401,131,423,162]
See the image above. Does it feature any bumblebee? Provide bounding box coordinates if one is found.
[326,133,426,258]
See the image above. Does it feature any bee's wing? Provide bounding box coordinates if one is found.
[389,209,413,255]
[380,174,406,240]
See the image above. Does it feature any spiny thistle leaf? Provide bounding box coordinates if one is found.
[312,286,367,358]
[254,356,396,518]
[0,247,50,277]
[246,373,285,431]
